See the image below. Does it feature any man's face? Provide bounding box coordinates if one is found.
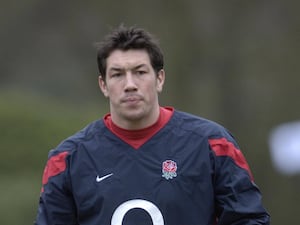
[99,49,165,129]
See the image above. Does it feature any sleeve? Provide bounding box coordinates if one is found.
[208,137,270,225]
[34,150,78,225]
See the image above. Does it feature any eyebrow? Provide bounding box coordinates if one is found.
[108,64,148,72]
[133,64,148,70]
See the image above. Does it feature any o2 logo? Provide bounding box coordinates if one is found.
[111,199,164,225]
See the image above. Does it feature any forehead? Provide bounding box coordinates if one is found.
[106,49,151,70]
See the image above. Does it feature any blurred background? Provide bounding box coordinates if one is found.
[0,0,299,224]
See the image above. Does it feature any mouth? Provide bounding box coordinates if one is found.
[121,95,142,105]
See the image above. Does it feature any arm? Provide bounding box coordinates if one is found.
[209,137,270,225]
[34,151,78,225]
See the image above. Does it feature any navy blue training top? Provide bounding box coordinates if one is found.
[35,110,270,225]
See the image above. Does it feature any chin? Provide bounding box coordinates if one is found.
[123,108,146,120]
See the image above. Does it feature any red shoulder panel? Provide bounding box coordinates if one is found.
[209,138,254,181]
[41,151,68,192]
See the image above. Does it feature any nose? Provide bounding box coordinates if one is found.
[124,73,137,92]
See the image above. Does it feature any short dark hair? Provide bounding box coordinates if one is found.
[96,25,164,79]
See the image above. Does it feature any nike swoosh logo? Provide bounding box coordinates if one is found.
[96,173,113,182]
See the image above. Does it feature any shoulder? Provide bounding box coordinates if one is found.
[171,110,233,140]
[48,119,106,158]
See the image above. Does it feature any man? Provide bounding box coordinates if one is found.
[35,25,270,225]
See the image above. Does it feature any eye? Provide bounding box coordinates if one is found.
[136,70,147,75]
[111,73,122,78]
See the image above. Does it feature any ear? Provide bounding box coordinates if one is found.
[98,75,109,98]
[156,69,165,93]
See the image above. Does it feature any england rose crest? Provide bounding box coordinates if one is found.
[162,160,177,180]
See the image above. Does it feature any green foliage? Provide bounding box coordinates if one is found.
[0,92,101,173]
